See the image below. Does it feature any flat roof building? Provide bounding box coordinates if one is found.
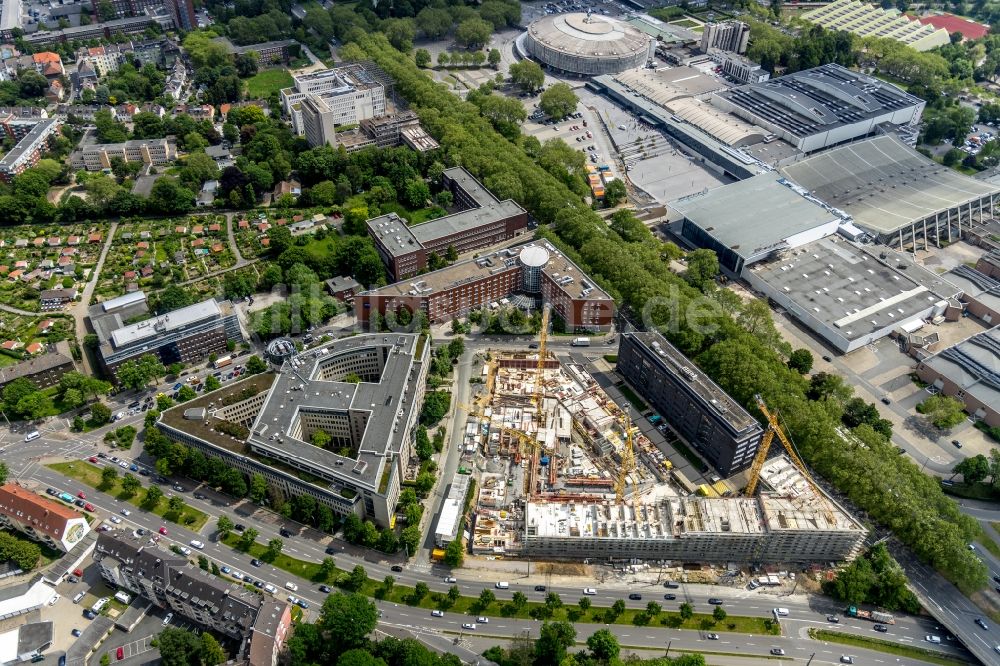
[744,235,961,354]
[917,326,1000,428]
[367,167,529,281]
[92,297,242,382]
[711,64,924,153]
[434,474,471,547]
[617,331,763,477]
[281,64,387,143]
[357,241,615,332]
[71,138,175,171]
[700,21,750,54]
[802,0,951,51]
[0,118,60,181]
[0,483,91,552]
[158,334,429,528]
[779,135,1000,249]
[523,455,865,562]
[672,172,844,274]
[0,340,75,390]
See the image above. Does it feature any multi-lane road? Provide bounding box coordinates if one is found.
[21,440,975,665]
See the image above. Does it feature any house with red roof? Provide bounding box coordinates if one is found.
[208,223,221,233]
[66,236,81,246]
[1,340,22,350]
[211,243,224,253]
[37,319,54,333]
[47,237,60,247]
[32,237,44,247]
[88,233,102,243]
[25,342,43,355]
[124,270,136,280]
[192,225,204,235]
[136,241,149,250]
[0,483,91,552]
[238,219,249,229]
[192,238,205,248]
[7,270,22,281]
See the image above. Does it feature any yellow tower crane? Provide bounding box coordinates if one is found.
[614,408,637,504]
[744,395,836,524]
[533,305,550,415]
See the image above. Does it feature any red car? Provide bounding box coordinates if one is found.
[84,503,95,512]
[76,492,86,499]
[72,568,83,577]
[116,647,124,660]
[159,527,167,535]
[88,456,98,463]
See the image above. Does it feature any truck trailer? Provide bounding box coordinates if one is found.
[846,606,895,624]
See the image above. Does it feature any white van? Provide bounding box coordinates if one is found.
[583,588,597,595]
[72,592,85,604]
[285,582,298,592]
[773,607,789,617]
[495,581,509,590]
[24,431,39,442]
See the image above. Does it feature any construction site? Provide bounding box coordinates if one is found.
[455,311,868,564]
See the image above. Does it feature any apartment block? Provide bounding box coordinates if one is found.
[0,339,74,390]
[700,21,750,54]
[617,331,764,477]
[94,532,291,666]
[281,64,386,140]
[0,118,60,181]
[0,483,91,552]
[367,167,528,281]
[357,241,615,331]
[71,138,175,171]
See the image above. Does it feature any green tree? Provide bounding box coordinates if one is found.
[679,602,693,621]
[237,527,259,551]
[319,557,337,580]
[318,592,377,653]
[916,394,967,429]
[120,473,141,497]
[246,355,267,374]
[955,454,991,485]
[539,83,578,120]
[684,249,720,291]
[586,628,620,662]
[509,60,544,92]
[143,484,163,509]
[264,537,284,561]
[578,596,591,612]
[712,605,727,622]
[535,621,576,666]
[250,473,268,503]
[455,18,493,48]
[158,627,203,666]
[312,429,331,448]
[216,515,234,539]
[488,48,501,68]
[204,375,220,391]
[415,48,431,68]
[477,587,495,610]
[646,601,662,617]
[200,633,226,665]
[167,495,184,513]
[788,348,814,374]
[443,538,464,566]
[100,465,118,489]
[602,178,627,207]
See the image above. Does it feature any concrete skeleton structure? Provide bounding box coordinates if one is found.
[89,294,242,381]
[94,532,291,666]
[367,167,529,280]
[71,138,175,171]
[522,455,866,562]
[158,334,429,528]
[616,331,764,477]
[802,0,951,51]
[524,12,654,76]
[0,483,91,552]
[712,64,924,153]
[357,241,615,331]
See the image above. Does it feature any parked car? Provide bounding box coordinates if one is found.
[663,594,676,600]
[628,593,642,600]
[432,610,444,617]
[534,585,547,592]
[770,649,785,656]
[444,576,457,583]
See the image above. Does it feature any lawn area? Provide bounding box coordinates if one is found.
[246,70,294,98]
[220,534,778,635]
[47,462,208,531]
[669,18,700,27]
[807,629,966,666]
[616,382,648,413]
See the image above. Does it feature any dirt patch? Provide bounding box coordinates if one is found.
[534,562,589,577]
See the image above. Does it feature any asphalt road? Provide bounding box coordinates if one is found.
[25,456,972,665]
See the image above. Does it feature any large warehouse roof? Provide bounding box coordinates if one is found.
[747,235,960,345]
[713,64,921,143]
[802,0,951,51]
[671,172,841,258]
[780,135,1000,234]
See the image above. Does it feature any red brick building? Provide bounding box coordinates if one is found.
[356,242,615,332]
[367,167,529,281]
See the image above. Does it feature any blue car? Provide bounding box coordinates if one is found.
[129,464,138,472]
[296,599,309,609]
[173,383,183,391]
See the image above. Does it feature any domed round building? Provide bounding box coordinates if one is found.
[524,12,653,76]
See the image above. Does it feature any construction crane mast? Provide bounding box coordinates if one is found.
[534,305,550,414]
[744,395,837,523]
[614,408,637,503]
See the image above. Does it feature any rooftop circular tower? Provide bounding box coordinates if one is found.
[519,245,550,294]
[524,12,653,76]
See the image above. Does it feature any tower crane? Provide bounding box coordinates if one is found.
[744,394,836,524]
[614,407,637,504]
[533,305,550,415]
